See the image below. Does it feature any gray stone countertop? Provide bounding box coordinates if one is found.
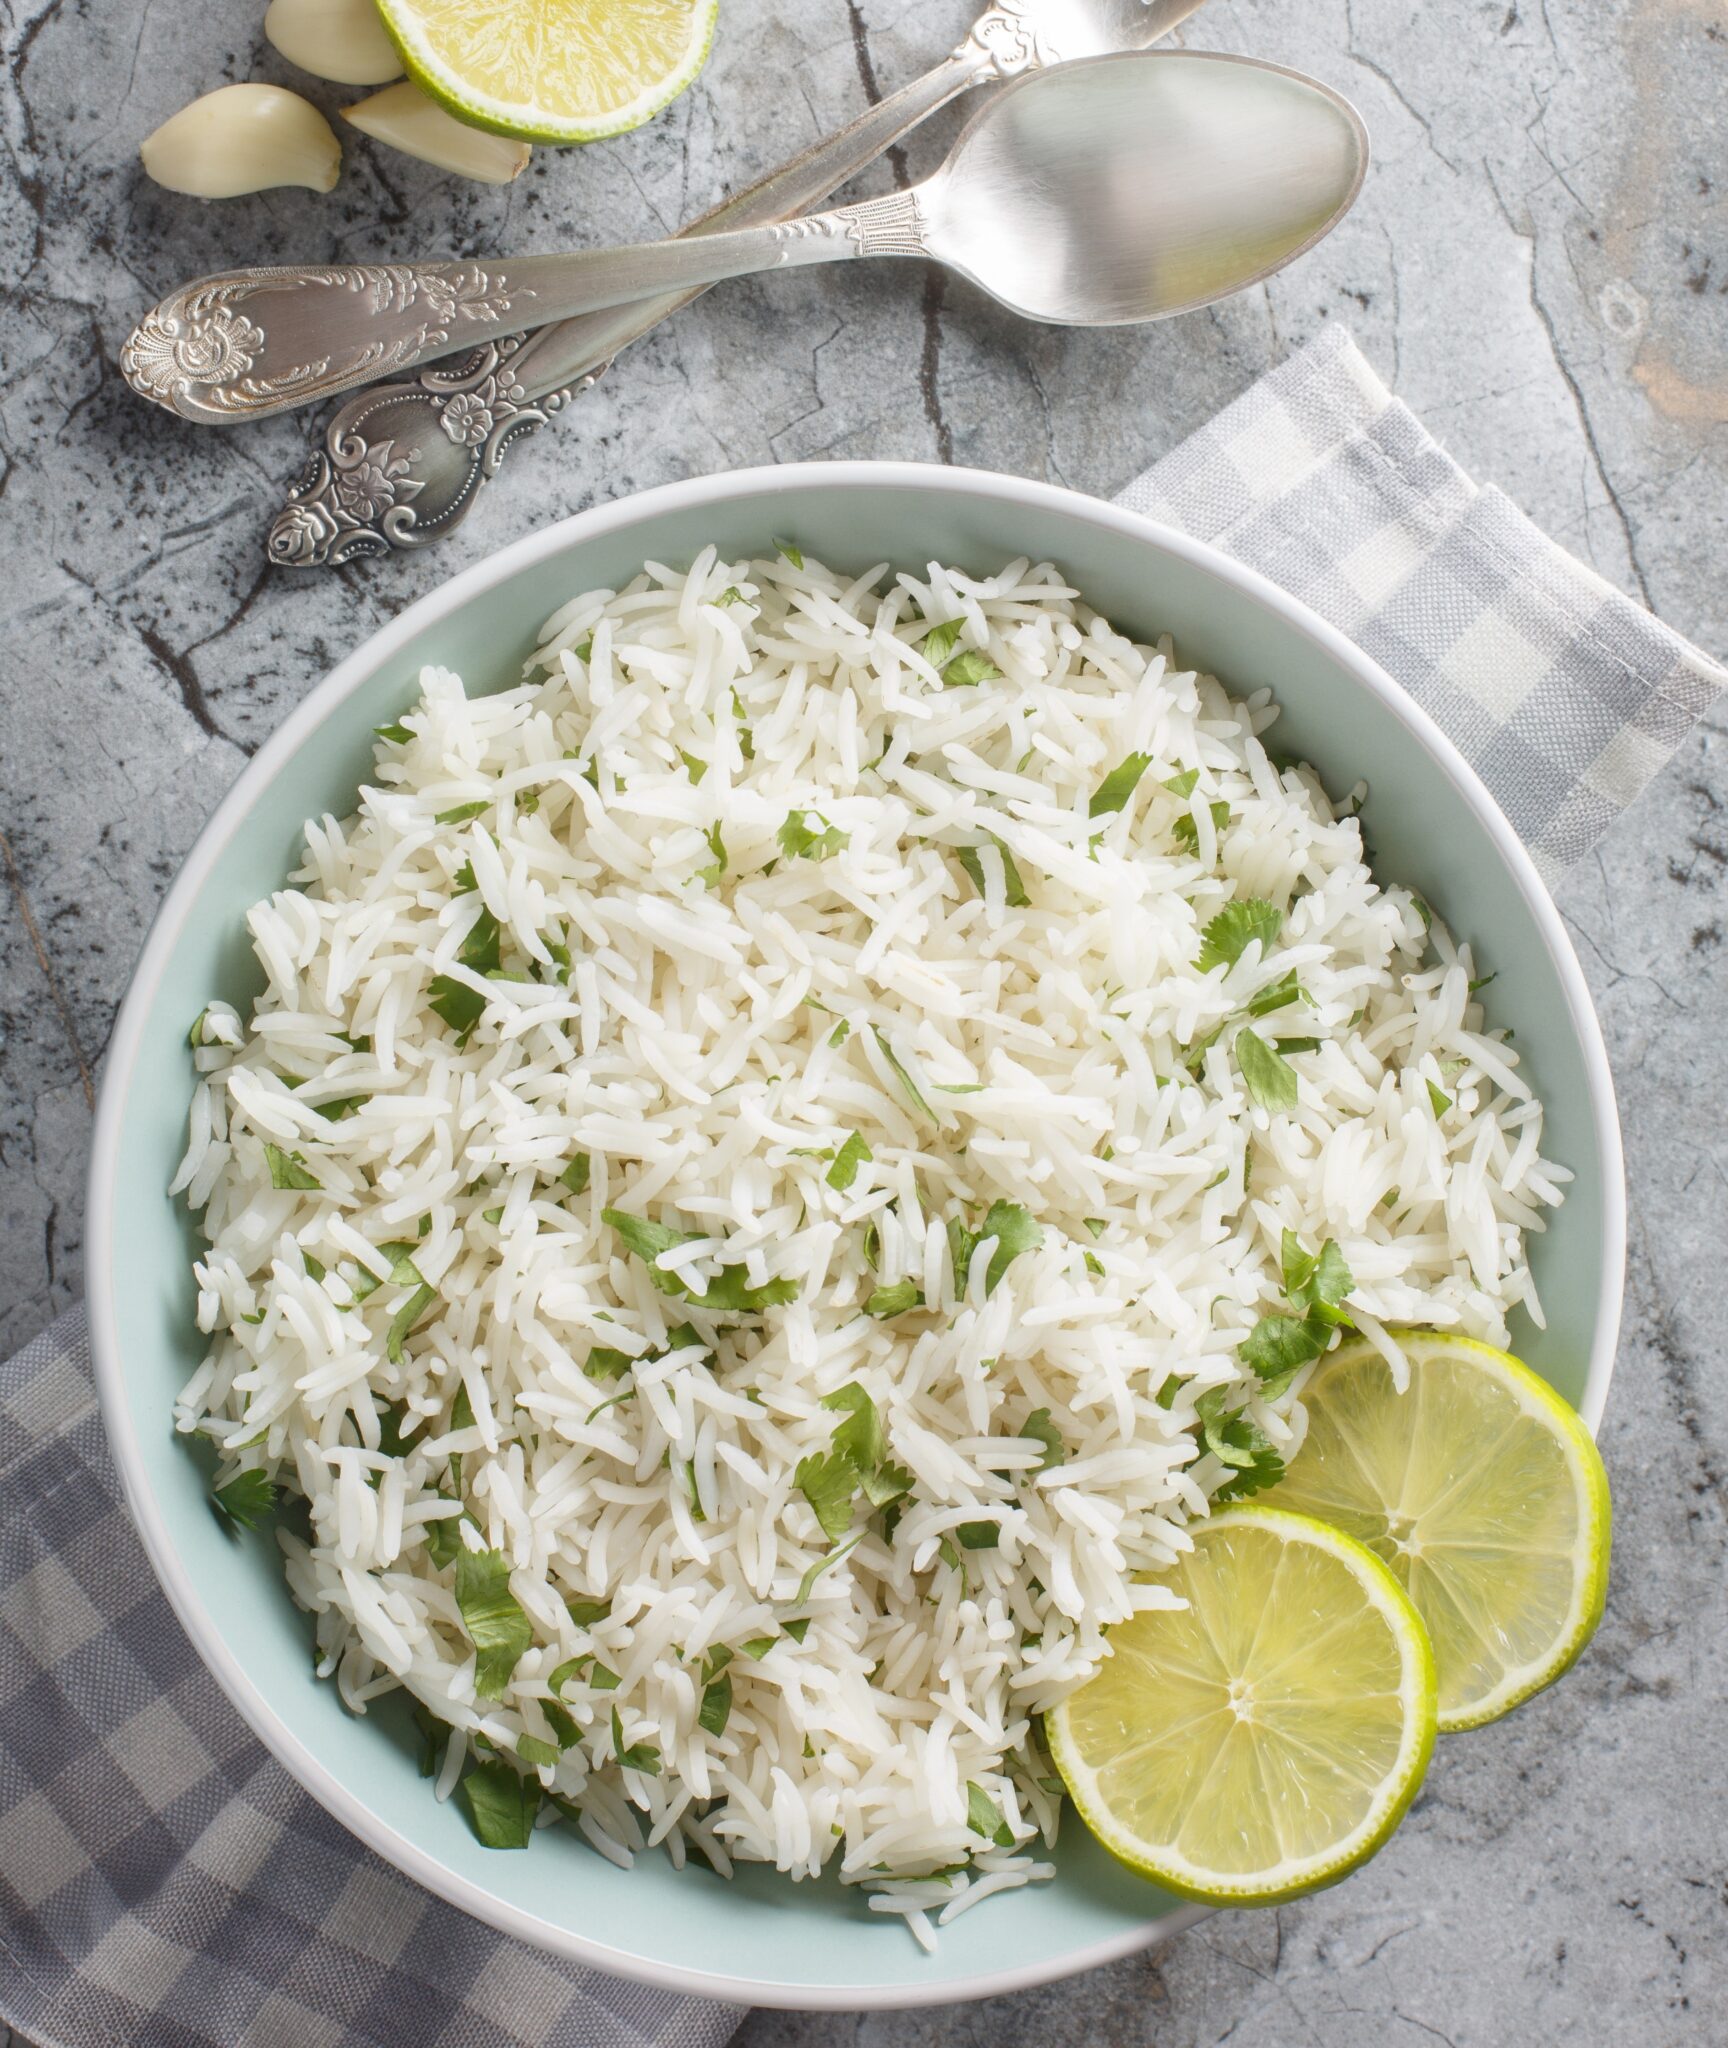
[2,0,1725,2041]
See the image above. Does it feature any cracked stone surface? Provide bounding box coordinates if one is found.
[2,0,1725,2040]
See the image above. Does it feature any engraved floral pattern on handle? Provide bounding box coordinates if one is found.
[121,263,534,424]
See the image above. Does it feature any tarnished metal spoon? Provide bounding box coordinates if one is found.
[124,52,1367,428]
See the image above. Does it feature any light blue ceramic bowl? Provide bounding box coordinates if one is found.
[88,464,1623,2009]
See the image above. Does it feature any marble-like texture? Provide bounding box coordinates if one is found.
[1,0,1724,2040]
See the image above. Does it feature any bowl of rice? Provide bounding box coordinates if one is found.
[87,462,1623,2008]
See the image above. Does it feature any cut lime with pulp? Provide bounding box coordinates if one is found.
[376,0,718,145]
[1047,1505,1436,1906]
[1258,1331,1611,1731]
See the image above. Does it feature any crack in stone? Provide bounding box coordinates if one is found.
[0,825,96,1112]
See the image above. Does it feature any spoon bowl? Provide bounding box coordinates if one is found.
[125,51,1369,424]
[928,52,1368,324]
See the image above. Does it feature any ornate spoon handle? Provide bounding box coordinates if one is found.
[125,192,937,428]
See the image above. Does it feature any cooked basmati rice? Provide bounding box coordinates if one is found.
[174,546,1565,1927]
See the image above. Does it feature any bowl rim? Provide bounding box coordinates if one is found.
[86,459,1625,2009]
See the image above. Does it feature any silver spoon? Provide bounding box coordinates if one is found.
[267,0,1209,569]
[124,52,1367,427]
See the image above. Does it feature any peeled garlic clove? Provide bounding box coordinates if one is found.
[140,84,341,198]
[343,83,530,186]
[264,0,404,86]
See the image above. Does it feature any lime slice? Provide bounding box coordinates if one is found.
[1258,1332,1610,1731]
[1047,1506,1436,1906]
[376,0,718,145]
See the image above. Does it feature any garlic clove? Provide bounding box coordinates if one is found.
[343,83,530,186]
[140,84,342,198]
[264,0,404,87]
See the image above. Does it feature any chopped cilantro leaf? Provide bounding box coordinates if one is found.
[1089,753,1153,818]
[1245,970,1306,1018]
[955,1520,999,1550]
[455,1550,531,1698]
[865,1280,923,1318]
[560,1153,591,1197]
[435,800,489,825]
[1236,1030,1298,1113]
[427,975,486,1046]
[460,1757,540,1847]
[385,1282,437,1365]
[826,1131,872,1192]
[941,646,1002,688]
[680,749,708,785]
[612,1706,661,1774]
[213,1468,276,1531]
[565,1595,611,1627]
[584,1346,635,1383]
[774,538,804,569]
[778,809,850,862]
[1018,1408,1065,1470]
[1197,900,1282,974]
[696,822,727,888]
[263,1143,321,1191]
[794,1448,856,1542]
[1173,800,1232,853]
[956,836,1030,908]
[458,907,501,975]
[698,1673,733,1736]
[871,1027,934,1121]
[920,618,964,666]
[1428,1079,1452,1117]
[374,721,414,744]
[966,1782,1015,1848]
[516,1734,559,1769]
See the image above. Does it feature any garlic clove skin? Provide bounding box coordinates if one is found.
[343,83,530,186]
[264,0,404,87]
[140,84,342,198]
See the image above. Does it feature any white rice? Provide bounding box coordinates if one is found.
[173,546,1565,1929]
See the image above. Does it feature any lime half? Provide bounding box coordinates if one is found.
[1259,1332,1611,1731]
[377,0,718,145]
[1047,1506,1436,1906]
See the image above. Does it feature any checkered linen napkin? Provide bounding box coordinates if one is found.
[0,1313,746,2048]
[3,325,1721,2048]
[1117,323,1725,885]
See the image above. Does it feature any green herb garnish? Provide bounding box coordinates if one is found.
[865,1280,923,1319]
[941,646,1002,688]
[213,1469,276,1530]
[966,1782,1015,1848]
[956,836,1030,908]
[1197,900,1282,974]
[778,808,850,862]
[611,1706,662,1775]
[1235,1030,1298,1113]
[263,1143,321,1191]
[427,975,486,1047]
[1089,753,1152,818]
[1018,1408,1066,1471]
[455,1549,532,1698]
[459,1757,540,1848]
[435,800,489,825]
[826,1131,872,1191]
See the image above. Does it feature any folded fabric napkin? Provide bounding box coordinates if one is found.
[2,326,1719,2048]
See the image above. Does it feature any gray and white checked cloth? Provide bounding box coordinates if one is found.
[2,326,1721,2048]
